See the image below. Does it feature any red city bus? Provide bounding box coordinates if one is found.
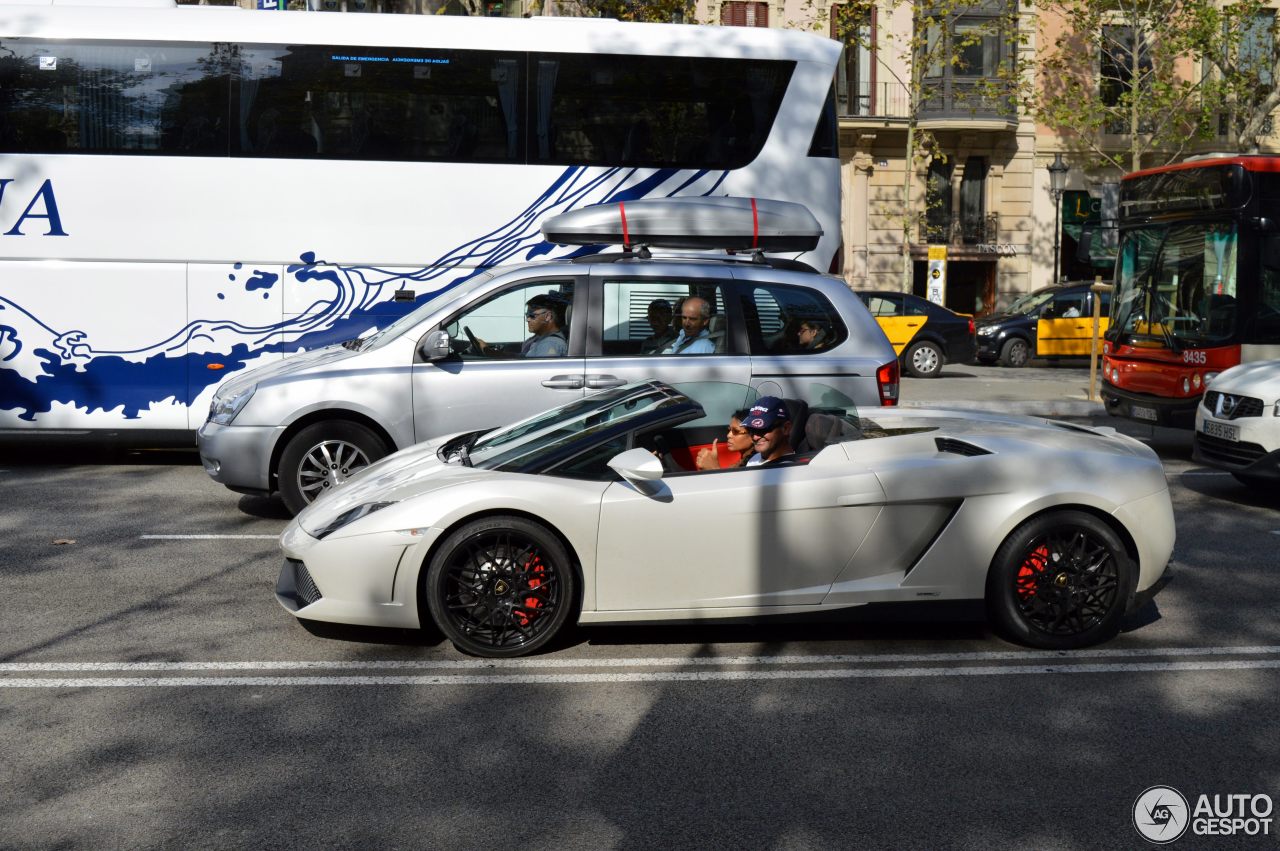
[1101,155,1280,427]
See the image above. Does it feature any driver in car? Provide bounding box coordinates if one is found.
[473,294,569,358]
[740,397,799,465]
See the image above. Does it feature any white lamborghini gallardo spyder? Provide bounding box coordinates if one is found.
[277,381,1175,657]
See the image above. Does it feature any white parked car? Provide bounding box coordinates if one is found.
[276,381,1175,657]
[1193,359,1280,491]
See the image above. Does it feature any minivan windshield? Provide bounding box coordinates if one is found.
[356,272,496,352]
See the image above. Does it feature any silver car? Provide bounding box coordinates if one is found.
[198,253,900,513]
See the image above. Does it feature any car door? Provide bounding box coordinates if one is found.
[1036,290,1091,355]
[410,275,586,442]
[584,267,750,393]
[862,293,914,355]
[594,462,885,611]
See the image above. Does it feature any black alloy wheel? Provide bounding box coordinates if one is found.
[999,337,1030,368]
[425,516,576,658]
[987,510,1135,649]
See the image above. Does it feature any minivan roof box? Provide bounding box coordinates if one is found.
[541,196,822,253]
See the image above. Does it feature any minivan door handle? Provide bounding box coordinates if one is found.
[585,374,627,389]
[541,374,584,390]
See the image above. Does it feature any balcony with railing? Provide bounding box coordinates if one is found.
[919,212,1000,246]
[917,78,1016,129]
[837,79,1017,128]
[837,81,911,123]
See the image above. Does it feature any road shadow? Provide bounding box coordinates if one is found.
[299,618,446,649]
[237,493,293,520]
[0,442,198,466]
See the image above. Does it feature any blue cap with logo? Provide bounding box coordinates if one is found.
[742,396,790,431]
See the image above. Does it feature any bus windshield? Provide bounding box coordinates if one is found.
[1111,222,1238,347]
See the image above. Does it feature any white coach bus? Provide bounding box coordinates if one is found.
[0,0,842,436]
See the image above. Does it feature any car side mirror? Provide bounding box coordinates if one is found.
[607,448,665,483]
[419,329,451,362]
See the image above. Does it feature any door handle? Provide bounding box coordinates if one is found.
[837,491,883,506]
[585,374,627,389]
[541,374,584,390]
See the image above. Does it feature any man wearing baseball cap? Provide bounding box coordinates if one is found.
[740,396,798,465]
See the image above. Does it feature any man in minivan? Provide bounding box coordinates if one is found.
[663,296,715,355]
[474,293,569,358]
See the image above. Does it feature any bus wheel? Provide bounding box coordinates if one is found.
[986,510,1135,650]
[905,340,944,378]
[278,421,388,516]
[999,337,1029,368]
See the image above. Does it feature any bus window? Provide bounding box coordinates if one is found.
[530,53,793,169]
[0,39,230,155]
[237,45,524,163]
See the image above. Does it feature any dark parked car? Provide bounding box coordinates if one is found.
[857,291,977,378]
[975,282,1111,368]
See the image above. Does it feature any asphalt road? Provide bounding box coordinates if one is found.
[1,399,1278,848]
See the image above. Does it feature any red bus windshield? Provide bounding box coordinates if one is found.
[1110,221,1238,350]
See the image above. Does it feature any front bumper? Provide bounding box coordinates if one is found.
[196,421,284,494]
[975,334,1001,361]
[274,521,440,630]
[1101,382,1199,429]
[1187,417,1280,478]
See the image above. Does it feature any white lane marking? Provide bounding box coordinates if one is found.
[139,534,278,540]
[5,645,1280,673]
[4,659,1280,688]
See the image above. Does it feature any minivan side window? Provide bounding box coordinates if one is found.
[443,280,575,360]
[742,284,846,354]
[600,280,730,355]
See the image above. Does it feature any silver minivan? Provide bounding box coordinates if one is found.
[197,253,899,513]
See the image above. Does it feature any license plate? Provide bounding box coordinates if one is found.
[1202,419,1239,442]
[1131,405,1158,422]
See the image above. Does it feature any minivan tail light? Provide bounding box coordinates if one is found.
[877,360,900,406]
[967,318,975,336]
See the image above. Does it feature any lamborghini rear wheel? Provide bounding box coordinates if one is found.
[987,510,1135,649]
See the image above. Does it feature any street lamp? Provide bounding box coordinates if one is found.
[1047,152,1070,285]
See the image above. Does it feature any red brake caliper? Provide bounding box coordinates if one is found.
[516,555,545,627]
[1016,544,1050,599]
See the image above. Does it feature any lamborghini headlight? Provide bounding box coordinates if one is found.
[207,385,256,425]
[314,501,397,539]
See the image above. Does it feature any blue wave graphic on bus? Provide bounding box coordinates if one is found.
[0,166,727,422]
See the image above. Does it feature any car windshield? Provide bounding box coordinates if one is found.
[356,272,496,352]
[1111,222,1238,347]
[1006,290,1055,315]
[461,380,863,473]
[467,382,691,471]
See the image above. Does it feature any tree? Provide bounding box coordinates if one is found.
[1192,0,1278,154]
[828,0,1022,289]
[1032,0,1225,173]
